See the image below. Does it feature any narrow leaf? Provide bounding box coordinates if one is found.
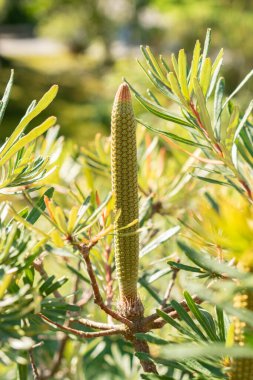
[140,226,180,257]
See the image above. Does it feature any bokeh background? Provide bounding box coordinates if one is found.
[0,0,253,143]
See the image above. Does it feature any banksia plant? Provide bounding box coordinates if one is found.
[111,83,143,319]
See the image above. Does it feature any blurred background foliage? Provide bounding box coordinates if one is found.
[0,0,253,142]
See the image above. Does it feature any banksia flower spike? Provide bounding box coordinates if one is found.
[229,287,253,379]
[111,83,143,319]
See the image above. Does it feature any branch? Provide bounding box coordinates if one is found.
[76,242,134,328]
[69,317,122,331]
[29,349,40,380]
[34,255,62,298]
[161,258,180,308]
[38,313,124,338]
[41,335,68,380]
[104,244,113,308]
[132,339,158,374]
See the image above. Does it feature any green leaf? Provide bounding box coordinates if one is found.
[207,48,224,98]
[140,226,180,257]
[178,49,190,100]
[0,69,14,125]
[240,128,253,158]
[138,277,162,304]
[127,82,192,127]
[168,72,189,108]
[39,275,55,294]
[199,58,212,97]
[17,362,28,380]
[171,53,179,77]
[0,85,58,158]
[215,307,226,341]
[137,119,210,149]
[225,106,240,151]
[145,69,178,103]
[156,309,197,339]
[184,291,218,341]
[204,192,220,213]
[147,89,160,105]
[223,68,253,110]
[213,77,225,140]
[66,264,90,284]
[170,300,207,340]
[193,175,230,187]
[26,187,54,225]
[139,343,253,362]
[145,46,168,84]
[189,40,201,94]
[167,261,203,273]
[0,116,57,167]
[177,240,246,279]
[44,276,68,296]
[199,28,211,74]
[193,78,215,142]
[141,374,174,380]
[136,332,168,345]
[233,100,253,141]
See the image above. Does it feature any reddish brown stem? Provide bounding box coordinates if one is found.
[69,317,121,331]
[38,313,124,338]
[132,339,158,374]
[104,245,113,308]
